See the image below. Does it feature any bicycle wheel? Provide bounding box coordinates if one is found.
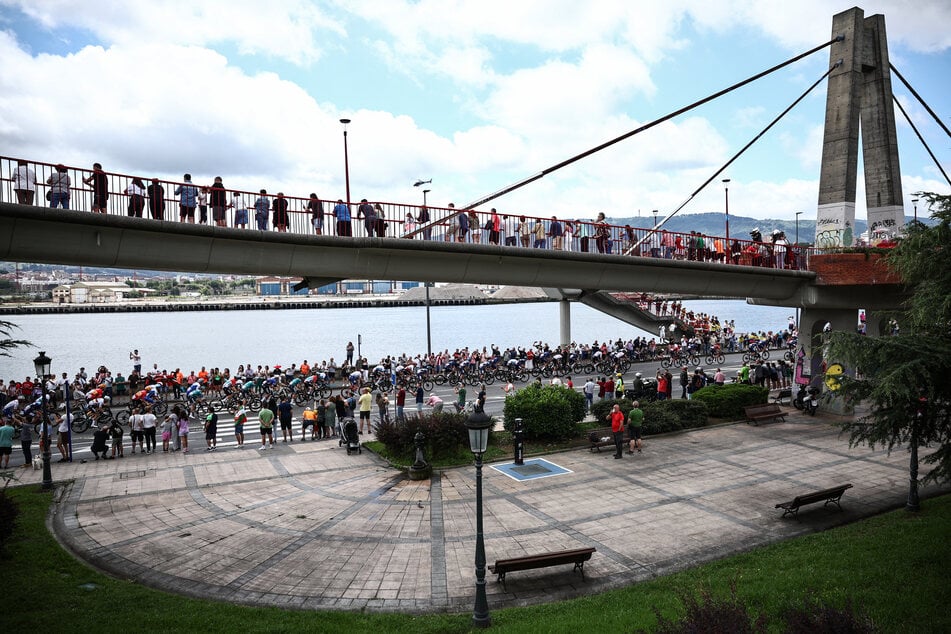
[71,413,90,433]
[115,410,130,426]
[688,355,700,367]
[153,401,168,416]
[318,386,332,399]
[784,350,794,362]
[422,379,434,392]
[660,358,671,369]
[760,349,770,360]
[247,397,262,412]
[210,399,225,412]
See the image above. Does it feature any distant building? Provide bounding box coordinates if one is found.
[52,281,133,304]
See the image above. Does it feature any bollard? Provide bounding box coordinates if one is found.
[408,431,432,480]
[513,417,524,466]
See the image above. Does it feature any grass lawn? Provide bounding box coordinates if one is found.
[2,484,948,633]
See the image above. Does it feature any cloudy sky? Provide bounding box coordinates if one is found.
[1,0,948,222]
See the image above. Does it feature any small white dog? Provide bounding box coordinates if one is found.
[32,456,43,470]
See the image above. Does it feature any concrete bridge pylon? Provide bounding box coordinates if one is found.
[817,7,904,247]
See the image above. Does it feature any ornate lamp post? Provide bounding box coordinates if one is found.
[33,351,53,491]
[340,118,352,208]
[912,197,918,224]
[465,409,493,629]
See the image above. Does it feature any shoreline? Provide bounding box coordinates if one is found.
[0,294,551,315]
[1,290,716,316]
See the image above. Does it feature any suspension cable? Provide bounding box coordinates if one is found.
[465,36,844,209]
[405,36,844,238]
[890,63,951,140]
[892,94,951,188]
[629,61,841,253]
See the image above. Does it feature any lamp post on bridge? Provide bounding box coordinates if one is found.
[652,209,658,227]
[423,189,431,206]
[722,178,731,243]
[340,118,352,208]
[795,211,803,245]
[912,197,918,224]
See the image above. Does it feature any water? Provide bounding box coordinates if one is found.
[0,300,789,378]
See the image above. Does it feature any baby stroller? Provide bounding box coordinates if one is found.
[340,417,361,455]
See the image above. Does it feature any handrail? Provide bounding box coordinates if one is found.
[0,154,818,270]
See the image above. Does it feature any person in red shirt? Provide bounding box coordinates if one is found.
[606,404,626,459]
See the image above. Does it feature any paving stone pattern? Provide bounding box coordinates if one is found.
[31,412,947,614]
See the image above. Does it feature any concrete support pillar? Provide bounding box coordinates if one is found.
[800,307,860,414]
[817,8,904,246]
[816,7,864,247]
[559,299,571,347]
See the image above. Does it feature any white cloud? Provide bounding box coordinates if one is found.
[0,0,344,65]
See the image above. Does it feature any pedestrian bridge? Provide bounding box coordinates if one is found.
[3,202,819,301]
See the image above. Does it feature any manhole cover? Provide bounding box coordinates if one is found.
[119,470,147,480]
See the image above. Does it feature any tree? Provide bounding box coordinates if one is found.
[825,193,951,510]
[0,320,32,357]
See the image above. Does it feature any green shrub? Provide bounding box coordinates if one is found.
[503,384,586,441]
[375,412,474,461]
[691,383,768,419]
[590,397,631,423]
[591,398,707,435]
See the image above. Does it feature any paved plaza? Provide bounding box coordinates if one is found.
[21,410,948,614]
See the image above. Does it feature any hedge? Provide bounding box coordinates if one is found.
[689,383,769,419]
[590,397,708,435]
[375,412,474,461]
[503,384,587,441]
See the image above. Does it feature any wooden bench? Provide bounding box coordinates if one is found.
[771,389,792,405]
[488,547,596,589]
[587,426,622,452]
[743,403,787,425]
[775,483,853,519]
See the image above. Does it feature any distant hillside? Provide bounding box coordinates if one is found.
[606,212,828,243]
[605,212,925,243]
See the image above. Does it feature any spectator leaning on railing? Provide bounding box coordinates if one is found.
[47,164,71,209]
[11,159,36,205]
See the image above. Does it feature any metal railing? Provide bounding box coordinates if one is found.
[0,154,816,270]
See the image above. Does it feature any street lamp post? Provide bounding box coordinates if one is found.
[722,178,731,243]
[912,197,918,224]
[424,282,433,356]
[340,118,351,208]
[423,189,431,206]
[795,211,803,245]
[652,209,658,227]
[465,409,493,629]
[33,351,53,491]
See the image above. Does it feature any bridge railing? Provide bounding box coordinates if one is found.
[0,154,816,271]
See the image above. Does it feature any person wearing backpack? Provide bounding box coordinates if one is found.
[679,366,689,399]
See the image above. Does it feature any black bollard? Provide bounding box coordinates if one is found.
[513,417,524,466]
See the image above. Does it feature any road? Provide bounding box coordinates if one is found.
[19,351,770,465]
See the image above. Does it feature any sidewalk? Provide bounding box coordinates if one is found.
[25,410,948,614]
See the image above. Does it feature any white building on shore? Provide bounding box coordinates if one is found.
[52,281,135,304]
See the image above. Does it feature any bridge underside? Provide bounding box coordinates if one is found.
[1,204,814,301]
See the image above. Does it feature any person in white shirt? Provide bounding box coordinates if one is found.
[231,192,248,228]
[12,159,36,205]
[141,408,157,454]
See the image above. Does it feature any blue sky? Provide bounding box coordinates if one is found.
[1,0,948,222]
